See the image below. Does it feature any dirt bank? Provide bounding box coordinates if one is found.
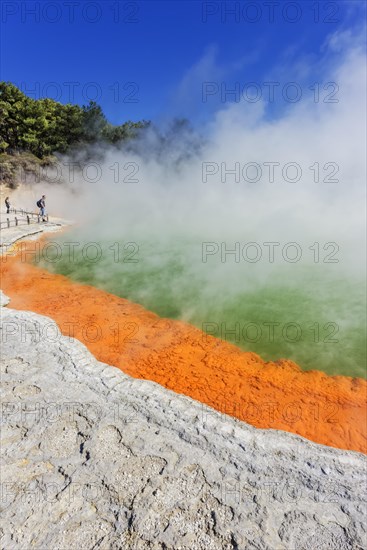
[1,239,366,453]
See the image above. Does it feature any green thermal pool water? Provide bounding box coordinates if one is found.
[36,235,366,379]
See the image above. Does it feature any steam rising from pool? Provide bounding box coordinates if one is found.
[23,29,366,377]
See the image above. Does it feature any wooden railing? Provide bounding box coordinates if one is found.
[0,208,49,229]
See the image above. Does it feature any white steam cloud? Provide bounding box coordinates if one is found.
[55,28,365,281]
[9,26,366,376]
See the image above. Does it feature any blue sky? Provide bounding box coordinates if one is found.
[0,0,365,125]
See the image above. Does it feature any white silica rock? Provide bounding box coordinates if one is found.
[0,290,10,306]
[0,305,366,549]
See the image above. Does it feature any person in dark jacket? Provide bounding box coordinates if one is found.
[5,197,10,213]
[37,195,46,221]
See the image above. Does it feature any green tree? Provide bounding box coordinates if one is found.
[0,82,150,158]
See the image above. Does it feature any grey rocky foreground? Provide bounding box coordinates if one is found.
[0,299,366,549]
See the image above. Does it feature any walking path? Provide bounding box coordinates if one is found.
[0,209,71,248]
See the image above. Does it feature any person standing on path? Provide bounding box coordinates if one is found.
[37,195,46,221]
[5,197,10,213]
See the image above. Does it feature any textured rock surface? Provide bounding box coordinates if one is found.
[0,290,10,306]
[1,302,366,549]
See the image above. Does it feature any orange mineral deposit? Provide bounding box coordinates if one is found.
[1,239,366,454]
